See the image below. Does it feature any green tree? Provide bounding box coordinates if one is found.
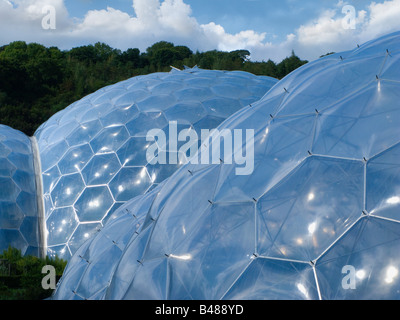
[0,40,309,136]
[276,50,308,79]
[0,247,67,300]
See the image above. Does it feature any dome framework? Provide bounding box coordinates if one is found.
[33,68,277,260]
[53,32,400,300]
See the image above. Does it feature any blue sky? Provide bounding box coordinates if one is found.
[62,0,348,42]
[64,0,312,36]
[1,0,400,61]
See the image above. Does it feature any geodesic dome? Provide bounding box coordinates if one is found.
[52,31,400,300]
[0,125,43,257]
[34,68,277,260]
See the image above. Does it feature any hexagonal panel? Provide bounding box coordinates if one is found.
[12,169,36,192]
[19,216,40,247]
[126,112,169,137]
[51,173,85,207]
[0,202,24,229]
[51,33,400,299]
[16,191,38,217]
[136,94,177,112]
[34,68,277,260]
[58,144,94,175]
[46,207,79,246]
[81,153,121,186]
[42,165,61,194]
[109,167,152,201]
[74,186,114,222]
[0,229,28,256]
[164,101,207,124]
[90,125,130,154]
[174,87,214,102]
[66,120,103,146]
[116,137,153,167]
[99,104,139,127]
[0,177,20,202]
[0,158,16,177]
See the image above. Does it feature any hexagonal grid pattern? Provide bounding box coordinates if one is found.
[52,32,400,300]
[0,125,40,256]
[35,67,277,260]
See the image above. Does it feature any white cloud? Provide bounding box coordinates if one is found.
[158,0,198,35]
[360,0,400,40]
[67,0,269,55]
[292,0,400,59]
[0,0,399,62]
[0,0,70,44]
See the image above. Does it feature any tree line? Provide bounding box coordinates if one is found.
[0,246,67,300]
[0,40,308,136]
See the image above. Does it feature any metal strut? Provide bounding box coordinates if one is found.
[30,136,47,259]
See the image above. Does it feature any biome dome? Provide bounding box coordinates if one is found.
[33,67,277,260]
[53,31,400,300]
[0,125,43,257]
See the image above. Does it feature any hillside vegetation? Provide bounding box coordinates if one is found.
[0,40,308,136]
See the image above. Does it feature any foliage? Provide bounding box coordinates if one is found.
[0,40,308,136]
[0,246,67,300]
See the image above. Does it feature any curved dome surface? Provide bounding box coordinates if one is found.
[52,31,400,300]
[35,68,277,260]
[0,125,42,256]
